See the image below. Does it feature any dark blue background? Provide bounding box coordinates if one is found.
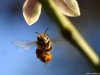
[0,0,100,75]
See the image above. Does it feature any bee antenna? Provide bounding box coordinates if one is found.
[44,28,49,34]
[35,32,40,35]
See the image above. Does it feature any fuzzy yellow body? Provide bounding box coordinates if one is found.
[35,33,52,64]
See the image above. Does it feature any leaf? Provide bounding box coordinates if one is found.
[54,0,80,17]
[23,0,42,25]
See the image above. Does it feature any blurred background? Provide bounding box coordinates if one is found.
[0,0,100,75]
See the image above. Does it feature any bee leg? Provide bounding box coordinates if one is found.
[45,47,52,52]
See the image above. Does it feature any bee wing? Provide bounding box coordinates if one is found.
[51,39,65,45]
[14,40,36,50]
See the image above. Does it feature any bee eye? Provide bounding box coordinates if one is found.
[45,37,48,40]
[37,37,39,40]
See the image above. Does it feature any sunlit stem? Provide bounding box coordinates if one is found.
[39,0,100,71]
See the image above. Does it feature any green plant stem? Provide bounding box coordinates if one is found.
[39,0,100,71]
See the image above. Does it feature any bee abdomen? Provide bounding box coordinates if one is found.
[36,49,52,64]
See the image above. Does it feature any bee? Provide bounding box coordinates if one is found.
[35,28,52,64]
[14,28,53,64]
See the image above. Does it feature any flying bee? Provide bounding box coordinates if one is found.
[14,28,53,64]
[35,28,52,64]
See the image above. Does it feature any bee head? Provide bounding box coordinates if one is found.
[37,33,49,45]
[35,28,49,45]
